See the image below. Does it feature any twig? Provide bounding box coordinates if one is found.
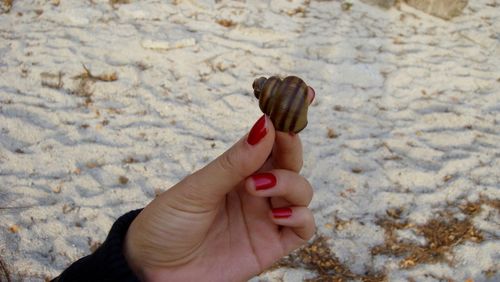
[72,64,118,82]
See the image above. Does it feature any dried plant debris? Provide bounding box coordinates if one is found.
[273,235,386,282]
[341,2,353,11]
[41,71,64,89]
[372,202,488,269]
[483,198,500,211]
[73,65,118,82]
[109,0,130,7]
[216,19,236,28]
[70,65,117,105]
[1,0,13,13]
[122,155,149,164]
[88,238,102,253]
[271,199,497,280]
[71,78,93,99]
[327,128,340,139]
[333,105,345,111]
[62,203,77,214]
[123,156,139,164]
[287,6,306,16]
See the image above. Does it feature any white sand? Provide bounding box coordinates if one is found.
[0,0,499,281]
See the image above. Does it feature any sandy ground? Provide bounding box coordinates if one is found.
[0,0,499,281]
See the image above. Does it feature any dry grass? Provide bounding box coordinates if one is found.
[371,200,493,269]
[70,65,118,107]
[72,64,118,82]
[70,76,93,106]
[270,198,499,280]
[372,217,483,269]
[273,235,386,281]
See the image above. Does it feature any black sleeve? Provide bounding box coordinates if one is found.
[52,209,143,282]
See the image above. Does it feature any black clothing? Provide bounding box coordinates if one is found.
[52,209,142,282]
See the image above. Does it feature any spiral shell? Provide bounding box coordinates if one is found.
[252,76,310,133]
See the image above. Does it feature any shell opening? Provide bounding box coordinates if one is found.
[252,77,267,99]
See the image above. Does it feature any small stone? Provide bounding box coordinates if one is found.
[118,176,129,185]
[52,184,62,193]
[327,128,340,139]
[9,224,19,233]
[351,167,363,174]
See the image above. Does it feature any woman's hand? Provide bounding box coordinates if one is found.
[125,95,316,281]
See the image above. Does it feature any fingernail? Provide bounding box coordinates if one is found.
[309,87,316,104]
[251,173,277,190]
[247,115,267,145]
[272,207,292,219]
[289,132,296,137]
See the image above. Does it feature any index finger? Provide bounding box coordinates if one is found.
[271,132,303,172]
[270,86,315,172]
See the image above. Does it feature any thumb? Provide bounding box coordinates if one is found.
[175,115,275,206]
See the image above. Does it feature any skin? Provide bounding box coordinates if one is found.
[124,90,316,282]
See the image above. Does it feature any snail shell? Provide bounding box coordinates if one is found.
[252,75,309,133]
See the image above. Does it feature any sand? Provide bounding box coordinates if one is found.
[0,0,499,281]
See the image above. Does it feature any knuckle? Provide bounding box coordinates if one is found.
[179,176,211,206]
[295,210,316,241]
[304,211,316,239]
[219,149,246,179]
[303,179,314,204]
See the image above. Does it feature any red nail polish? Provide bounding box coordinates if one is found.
[247,115,267,145]
[272,207,292,218]
[251,173,277,190]
[310,87,316,104]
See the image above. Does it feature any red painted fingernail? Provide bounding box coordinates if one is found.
[309,87,316,104]
[251,173,277,190]
[247,115,267,145]
[272,207,292,218]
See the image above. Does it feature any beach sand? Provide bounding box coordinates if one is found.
[0,0,499,281]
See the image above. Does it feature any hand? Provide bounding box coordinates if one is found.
[125,99,315,281]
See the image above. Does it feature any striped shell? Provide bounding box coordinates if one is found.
[252,76,309,133]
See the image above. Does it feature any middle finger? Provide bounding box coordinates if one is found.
[268,86,315,172]
[245,169,313,207]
